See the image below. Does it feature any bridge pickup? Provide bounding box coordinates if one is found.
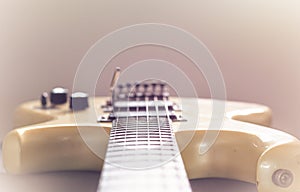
[114,100,174,108]
[98,112,186,122]
[102,100,182,113]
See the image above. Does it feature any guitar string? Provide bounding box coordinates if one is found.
[154,94,161,146]
[135,88,139,151]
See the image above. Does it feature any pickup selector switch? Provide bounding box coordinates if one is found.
[70,92,89,110]
[50,87,68,105]
[40,92,48,107]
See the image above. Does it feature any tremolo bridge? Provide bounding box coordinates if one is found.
[99,81,185,123]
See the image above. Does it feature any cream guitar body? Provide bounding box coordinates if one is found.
[2,95,300,192]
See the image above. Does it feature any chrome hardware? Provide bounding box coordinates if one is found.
[110,67,121,93]
[272,169,294,188]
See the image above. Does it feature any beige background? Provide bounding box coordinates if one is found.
[0,1,300,191]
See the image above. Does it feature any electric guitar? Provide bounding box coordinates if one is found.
[1,70,300,192]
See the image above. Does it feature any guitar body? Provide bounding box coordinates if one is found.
[2,96,300,192]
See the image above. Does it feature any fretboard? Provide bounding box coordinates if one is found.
[97,114,192,192]
[97,80,192,191]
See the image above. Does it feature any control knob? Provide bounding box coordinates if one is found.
[70,92,89,110]
[50,87,68,105]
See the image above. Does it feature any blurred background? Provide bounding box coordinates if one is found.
[0,0,300,142]
[0,1,300,191]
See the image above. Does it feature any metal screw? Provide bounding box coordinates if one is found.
[272,169,294,188]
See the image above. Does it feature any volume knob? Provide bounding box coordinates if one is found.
[50,87,68,105]
[70,92,89,110]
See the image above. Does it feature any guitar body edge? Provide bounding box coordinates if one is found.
[2,97,300,192]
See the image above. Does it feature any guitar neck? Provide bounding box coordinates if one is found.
[98,98,192,191]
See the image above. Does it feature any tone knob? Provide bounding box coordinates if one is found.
[70,92,89,110]
[50,87,68,105]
